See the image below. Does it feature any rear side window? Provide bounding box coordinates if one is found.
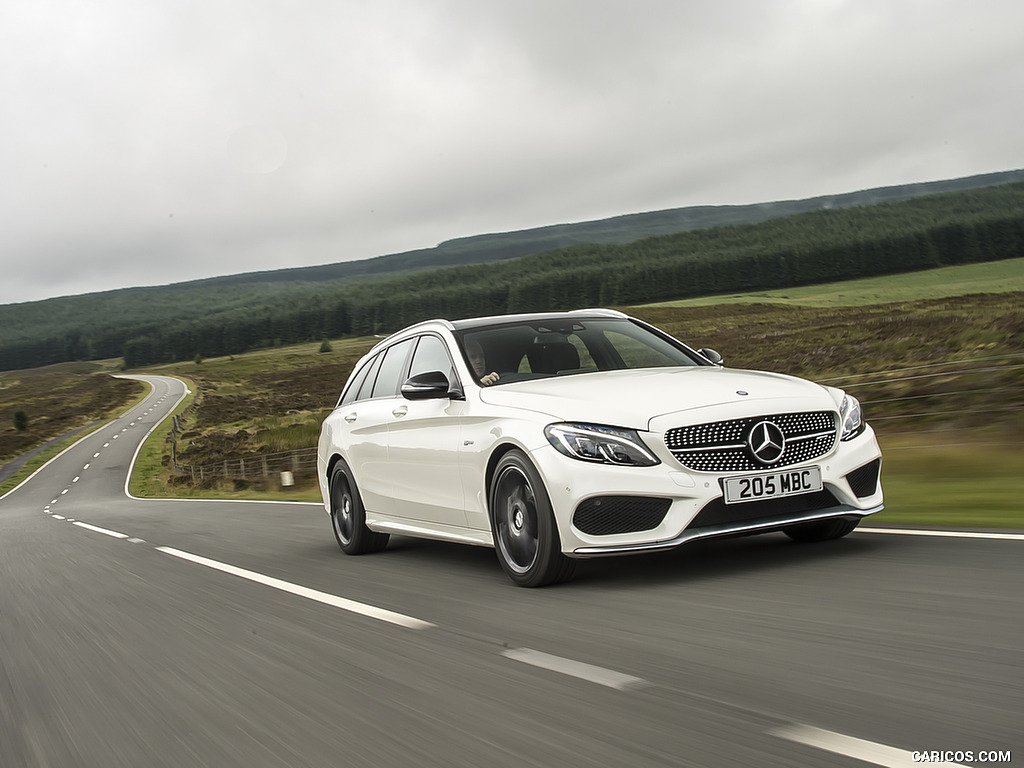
[354,353,383,401]
[371,338,415,398]
[340,356,376,405]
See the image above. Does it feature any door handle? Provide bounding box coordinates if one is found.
[392,406,409,417]
[344,412,357,423]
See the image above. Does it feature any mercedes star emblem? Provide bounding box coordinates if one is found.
[748,421,786,464]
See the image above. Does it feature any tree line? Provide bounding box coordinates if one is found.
[2,182,1023,371]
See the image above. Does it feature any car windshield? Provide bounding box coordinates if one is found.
[455,318,701,385]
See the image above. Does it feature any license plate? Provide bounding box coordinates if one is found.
[723,467,823,505]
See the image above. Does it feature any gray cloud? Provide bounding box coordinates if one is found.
[2,0,1022,304]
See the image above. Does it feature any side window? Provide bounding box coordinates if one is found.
[371,338,415,398]
[355,353,383,401]
[408,335,454,380]
[340,358,373,405]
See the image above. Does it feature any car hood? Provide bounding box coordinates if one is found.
[477,367,838,431]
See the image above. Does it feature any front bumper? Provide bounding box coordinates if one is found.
[572,503,882,556]
[533,424,884,557]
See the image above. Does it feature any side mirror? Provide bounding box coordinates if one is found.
[401,370,454,400]
[698,348,724,366]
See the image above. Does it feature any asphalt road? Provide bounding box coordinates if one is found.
[0,375,1020,768]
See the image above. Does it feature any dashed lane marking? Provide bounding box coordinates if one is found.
[770,724,968,767]
[501,648,647,691]
[73,521,130,539]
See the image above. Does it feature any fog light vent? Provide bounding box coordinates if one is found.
[573,496,671,536]
[846,459,881,498]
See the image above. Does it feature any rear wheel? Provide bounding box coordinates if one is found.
[784,517,859,543]
[329,460,389,554]
[489,450,575,587]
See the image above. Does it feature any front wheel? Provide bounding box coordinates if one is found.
[489,450,575,587]
[783,517,859,543]
[329,460,389,555]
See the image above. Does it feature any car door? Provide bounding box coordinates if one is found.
[384,333,469,528]
[335,339,413,516]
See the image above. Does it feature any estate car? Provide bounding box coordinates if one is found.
[317,309,883,586]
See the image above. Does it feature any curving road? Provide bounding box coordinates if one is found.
[0,375,1020,767]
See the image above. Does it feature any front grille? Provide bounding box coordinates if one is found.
[846,459,881,498]
[573,496,672,536]
[688,489,840,530]
[664,411,837,472]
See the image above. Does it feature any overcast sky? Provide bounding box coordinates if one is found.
[1,0,1021,306]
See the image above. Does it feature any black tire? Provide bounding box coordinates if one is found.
[783,517,859,543]
[489,450,576,587]
[329,460,389,555]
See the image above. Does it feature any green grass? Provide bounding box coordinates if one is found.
[644,257,1024,308]
[872,435,1024,528]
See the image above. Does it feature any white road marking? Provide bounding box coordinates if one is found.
[501,648,647,691]
[73,476,80,483]
[156,547,434,630]
[73,521,130,539]
[51,515,65,520]
[104,442,110,447]
[93,453,100,458]
[113,434,119,439]
[83,464,90,470]
[771,724,967,767]
[60,488,68,495]
[126,537,146,544]
[860,527,1024,542]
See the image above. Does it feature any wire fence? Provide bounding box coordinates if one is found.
[819,350,1024,441]
[169,351,1024,484]
[174,447,318,485]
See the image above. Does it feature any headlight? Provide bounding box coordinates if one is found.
[545,423,660,467]
[839,394,864,440]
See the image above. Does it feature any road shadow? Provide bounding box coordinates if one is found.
[314,527,894,590]
[570,531,889,588]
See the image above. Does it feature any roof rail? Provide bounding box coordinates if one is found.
[568,307,628,318]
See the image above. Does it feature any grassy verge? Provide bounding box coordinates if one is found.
[126,375,195,499]
[871,434,1024,529]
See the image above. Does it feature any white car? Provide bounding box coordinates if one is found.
[317,309,883,587]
